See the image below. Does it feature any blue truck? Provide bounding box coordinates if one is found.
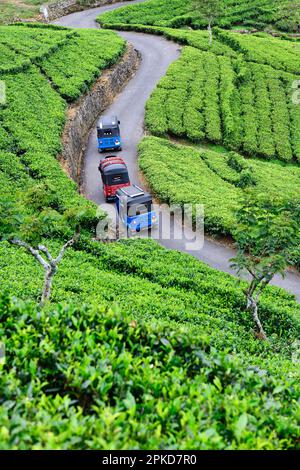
[97,116,122,152]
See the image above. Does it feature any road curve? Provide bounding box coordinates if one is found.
[55,4,300,301]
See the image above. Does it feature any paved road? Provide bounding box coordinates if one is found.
[55,3,300,301]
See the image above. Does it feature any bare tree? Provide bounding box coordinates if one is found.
[193,0,222,45]
[10,233,80,306]
[0,184,86,307]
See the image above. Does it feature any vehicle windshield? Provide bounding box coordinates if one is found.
[98,126,119,138]
[107,173,129,186]
[128,201,152,217]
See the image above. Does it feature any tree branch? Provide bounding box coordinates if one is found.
[54,231,80,265]
[38,244,53,263]
[10,239,49,271]
[255,278,272,303]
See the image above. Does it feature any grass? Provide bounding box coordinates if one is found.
[0,0,46,23]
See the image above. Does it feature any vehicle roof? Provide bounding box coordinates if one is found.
[97,115,119,129]
[99,156,127,172]
[102,163,128,174]
[116,185,152,204]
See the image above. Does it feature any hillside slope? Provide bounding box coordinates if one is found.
[98,2,300,264]
[99,0,300,33]
[0,12,299,450]
[1,292,299,449]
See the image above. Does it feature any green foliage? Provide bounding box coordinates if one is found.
[0,24,126,101]
[0,43,30,74]
[215,28,300,75]
[0,66,97,232]
[99,1,300,164]
[138,136,300,248]
[99,0,191,29]
[275,1,300,32]
[0,288,299,449]
[139,136,241,234]
[0,237,299,347]
[289,91,300,162]
[0,24,125,237]
[0,25,75,74]
[145,45,297,162]
[2,65,66,155]
[0,182,89,247]
[0,1,45,24]
[100,22,239,56]
[98,0,300,33]
[1,5,299,450]
[231,196,300,336]
[101,20,300,78]
[39,29,125,101]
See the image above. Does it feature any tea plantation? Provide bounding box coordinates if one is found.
[98,0,300,250]
[0,0,44,24]
[139,137,300,245]
[1,236,300,448]
[0,12,299,450]
[98,0,300,32]
[0,23,125,228]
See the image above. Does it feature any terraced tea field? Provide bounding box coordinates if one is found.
[0,1,299,451]
[99,0,300,32]
[145,47,300,162]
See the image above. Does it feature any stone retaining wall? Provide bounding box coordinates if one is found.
[45,0,131,20]
[60,43,140,185]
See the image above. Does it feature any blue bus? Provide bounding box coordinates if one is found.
[97,116,122,152]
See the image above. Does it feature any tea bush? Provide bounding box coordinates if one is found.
[139,137,240,234]
[39,29,125,101]
[0,1,45,24]
[0,44,30,74]
[0,24,126,101]
[98,1,300,165]
[145,46,298,163]
[100,22,239,57]
[98,0,300,33]
[0,290,299,449]
[138,136,300,241]
[0,16,300,450]
[0,24,127,231]
[215,29,300,75]
[0,65,96,228]
[100,20,300,77]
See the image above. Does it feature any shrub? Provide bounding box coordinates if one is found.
[138,136,300,253]
[0,24,125,234]
[98,0,299,33]
[39,29,125,102]
[145,45,299,163]
[0,292,299,449]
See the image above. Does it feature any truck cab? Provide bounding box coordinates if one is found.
[97,116,122,152]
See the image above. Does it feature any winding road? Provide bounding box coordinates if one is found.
[55,2,300,301]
